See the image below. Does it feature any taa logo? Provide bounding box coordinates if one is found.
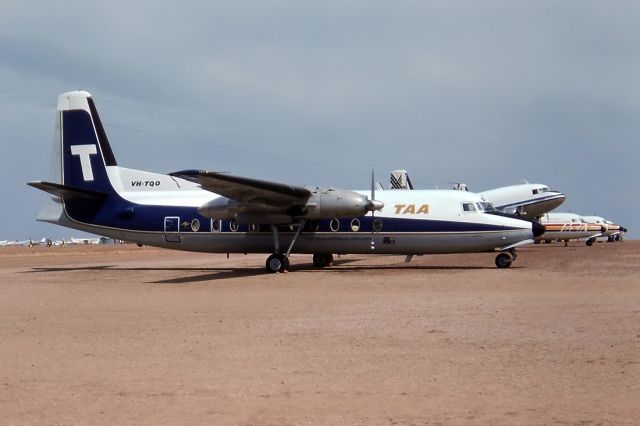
[394,204,429,215]
[71,144,98,181]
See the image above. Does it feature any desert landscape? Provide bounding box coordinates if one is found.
[1,241,639,424]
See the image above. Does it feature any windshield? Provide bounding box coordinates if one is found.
[462,202,477,212]
[477,202,495,212]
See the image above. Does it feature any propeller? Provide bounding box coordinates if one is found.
[368,168,384,250]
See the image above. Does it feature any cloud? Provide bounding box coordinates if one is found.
[1,0,639,238]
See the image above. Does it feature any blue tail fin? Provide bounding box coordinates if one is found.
[58,91,117,194]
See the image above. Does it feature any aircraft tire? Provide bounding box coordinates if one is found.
[312,253,334,268]
[495,252,513,269]
[266,254,288,273]
[586,238,595,247]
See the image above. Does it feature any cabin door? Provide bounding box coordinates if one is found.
[164,216,181,242]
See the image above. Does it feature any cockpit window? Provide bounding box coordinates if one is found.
[532,187,550,195]
[462,203,476,212]
[478,202,495,212]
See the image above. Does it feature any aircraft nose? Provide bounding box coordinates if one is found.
[532,222,545,237]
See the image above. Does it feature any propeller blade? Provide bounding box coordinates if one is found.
[371,167,376,250]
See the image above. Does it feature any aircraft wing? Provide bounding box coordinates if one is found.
[170,169,312,205]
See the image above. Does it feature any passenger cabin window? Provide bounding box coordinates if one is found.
[462,203,476,212]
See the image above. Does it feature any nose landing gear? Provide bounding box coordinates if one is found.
[495,250,517,268]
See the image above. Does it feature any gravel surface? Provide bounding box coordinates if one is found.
[1,241,639,425]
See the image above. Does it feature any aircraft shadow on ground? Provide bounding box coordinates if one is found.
[26,262,497,284]
[25,266,264,283]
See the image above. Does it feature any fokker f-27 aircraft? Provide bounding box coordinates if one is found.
[29,91,544,272]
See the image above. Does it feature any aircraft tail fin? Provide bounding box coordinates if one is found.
[29,91,119,227]
[390,170,414,190]
[55,90,117,194]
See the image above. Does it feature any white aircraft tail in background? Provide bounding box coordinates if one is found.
[390,170,414,190]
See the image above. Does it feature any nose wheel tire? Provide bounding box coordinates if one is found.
[312,253,334,268]
[266,254,289,273]
[495,252,514,269]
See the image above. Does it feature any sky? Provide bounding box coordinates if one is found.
[1,0,639,240]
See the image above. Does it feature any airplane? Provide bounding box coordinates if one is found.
[389,171,565,220]
[478,182,566,219]
[538,212,604,246]
[28,91,545,272]
[580,216,627,242]
[70,236,103,245]
[0,238,44,247]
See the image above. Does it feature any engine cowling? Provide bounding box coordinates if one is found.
[197,189,384,223]
[304,188,382,219]
[197,196,239,219]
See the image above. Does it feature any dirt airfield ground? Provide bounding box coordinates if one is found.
[1,240,639,425]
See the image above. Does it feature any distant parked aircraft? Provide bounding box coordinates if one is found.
[389,171,565,220]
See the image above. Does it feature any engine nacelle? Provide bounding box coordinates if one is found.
[197,197,239,219]
[197,189,384,222]
[198,197,296,223]
[304,188,381,219]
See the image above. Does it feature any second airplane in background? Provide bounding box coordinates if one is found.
[390,170,565,220]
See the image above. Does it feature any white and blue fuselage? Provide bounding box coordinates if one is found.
[30,91,543,270]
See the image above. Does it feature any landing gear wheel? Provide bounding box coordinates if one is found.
[495,252,514,269]
[266,254,289,273]
[312,253,334,268]
[586,238,595,247]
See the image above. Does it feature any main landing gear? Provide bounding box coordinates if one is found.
[312,253,334,268]
[266,253,289,273]
[265,221,305,273]
[495,249,518,269]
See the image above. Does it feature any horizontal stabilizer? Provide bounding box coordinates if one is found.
[28,181,108,200]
